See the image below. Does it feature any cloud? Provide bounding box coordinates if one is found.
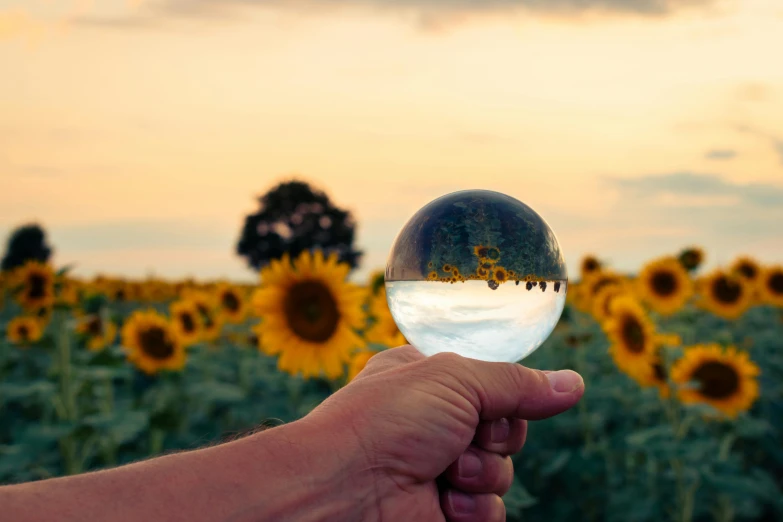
[704,148,737,160]
[732,124,783,166]
[67,0,722,31]
[607,171,783,209]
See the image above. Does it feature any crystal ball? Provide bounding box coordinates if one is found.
[384,189,568,363]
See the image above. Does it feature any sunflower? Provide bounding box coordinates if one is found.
[12,261,55,310]
[56,277,81,306]
[629,355,671,398]
[366,289,406,347]
[6,316,43,345]
[730,256,761,284]
[758,265,783,307]
[491,266,509,285]
[581,271,625,311]
[33,305,52,328]
[121,309,186,374]
[76,313,117,351]
[215,283,247,324]
[602,296,659,378]
[636,257,693,316]
[183,290,223,341]
[677,247,704,272]
[671,344,760,418]
[580,255,602,278]
[696,270,752,320]
[591,282,630,323]
[347,350,377,382]
[169,300,203,347]
[251,250,366,380]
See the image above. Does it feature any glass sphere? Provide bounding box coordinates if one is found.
[384,189,567,363]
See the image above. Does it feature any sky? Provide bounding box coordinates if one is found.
[1,0,782,283]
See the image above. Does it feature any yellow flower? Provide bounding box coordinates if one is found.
[629,356,671,399]
[636,256,693,316]
[671,344,760,418]
[251,250,365,380]
[215,283,247,324]
[758,265,783,307]
[76,313,117,352]
[602,296,658,379]
[121,309,186,375]
[56,277,81,306]
[6,316,43,345]
[12,261,55,310]
[491,266,509,285]
[347,350,376,382]
[182,290,223,342]
[169,300,203,347]
[696,270,752,320]
[366,288,406,347]
[591,281,630,323]
[580,271,625,312]
[730,256,762,285]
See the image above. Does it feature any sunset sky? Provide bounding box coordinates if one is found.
[2,0,782,283]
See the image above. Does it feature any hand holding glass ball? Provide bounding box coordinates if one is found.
[385,189,568,363]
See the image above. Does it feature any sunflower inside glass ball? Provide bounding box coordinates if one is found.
[385,189,567,363]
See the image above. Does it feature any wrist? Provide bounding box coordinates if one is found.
[231,416,376,522]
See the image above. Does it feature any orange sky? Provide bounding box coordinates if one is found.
[2,0,782,282]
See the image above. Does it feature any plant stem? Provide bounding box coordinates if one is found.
[101,376,117,466]
[56,310,79,475]
[574,345,594,451]
[150,428,165,455]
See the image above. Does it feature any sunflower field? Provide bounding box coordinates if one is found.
[1,248,783,521]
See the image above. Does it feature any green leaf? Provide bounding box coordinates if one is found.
[625,425,674,446]
[505,477,538,516]
[541,450,571,476]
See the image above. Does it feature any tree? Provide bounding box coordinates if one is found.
[1,223,53,271]
[236,180,362,272]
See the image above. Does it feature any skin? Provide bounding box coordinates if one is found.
[0,345,584,522]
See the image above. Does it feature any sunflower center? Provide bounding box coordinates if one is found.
[712,276,741,304]
[221,292,241,312]
[86,317,103,336]
[115,289,126,301]
[27,274,47,299]
[283,281,340,343]
[653,362,667,383]
[738,263,757,279]
[584,259,599,272]
[691,361,739,399]
[138,327,175,360]
[651,271,677,297]
[620,315,646,354]
[18,324,30,341]
[180,312,196,333]
[769,272,783,295]
[679,250,701,270]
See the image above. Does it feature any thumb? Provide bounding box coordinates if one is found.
[417,352,585,421]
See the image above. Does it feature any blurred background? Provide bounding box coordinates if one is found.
[2,0,782,280]
[2,0,783,521]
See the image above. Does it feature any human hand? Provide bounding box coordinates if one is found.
[302,345,585,522]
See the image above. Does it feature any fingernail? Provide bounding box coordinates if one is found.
[546,370,583,393]
[458,449,482,478]
[449,490,477,514]
[491,417,510,443]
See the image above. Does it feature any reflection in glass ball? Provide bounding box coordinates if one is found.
[384,189,567,363]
